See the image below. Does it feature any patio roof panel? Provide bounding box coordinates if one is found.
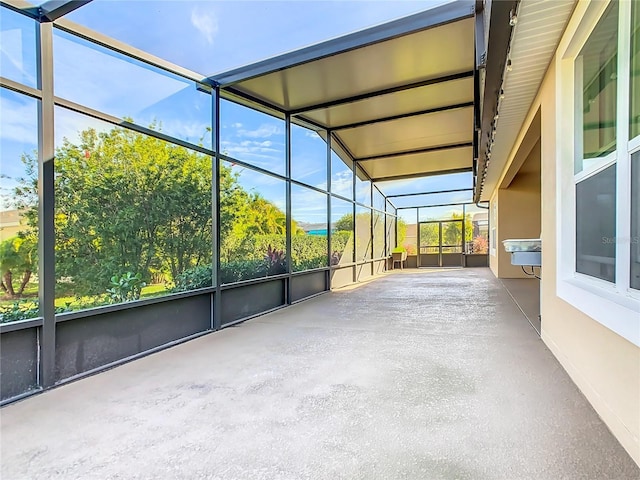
[336,106,473,159]
[211,1,477,198]
[358,145,472,181]
[300,76,474,130]
[221,16,475,113]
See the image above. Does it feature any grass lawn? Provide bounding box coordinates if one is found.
[1,283,171,310]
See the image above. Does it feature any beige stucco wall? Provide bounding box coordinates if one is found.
[539,60,640,465]
[490,141,542,278]
[488,33,640,465]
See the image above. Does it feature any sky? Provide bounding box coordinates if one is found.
[64,0,452,75]
[0,0,472,221]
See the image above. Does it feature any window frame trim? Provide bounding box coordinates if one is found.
[556,0,640,346]
[628,143,640,297]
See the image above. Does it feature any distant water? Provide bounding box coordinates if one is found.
[307,229,329,236]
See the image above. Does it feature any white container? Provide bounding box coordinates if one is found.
[511,251,541,266]
[502,238,541,253]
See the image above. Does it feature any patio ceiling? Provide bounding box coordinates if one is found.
[212,1,477,186]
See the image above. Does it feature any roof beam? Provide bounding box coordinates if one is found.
[0,1,40,19]
[39,0,92,21]
[370,167,473,183]
[354,142,472,162]
[396,200,475,210]
[211,1,475,86]
[386,188,473,199]
[54,17,208,83]
[289,71,474,116]
[332,102,473,131]
[221,86,287,116]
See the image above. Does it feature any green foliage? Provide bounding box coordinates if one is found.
[420,222,439,247]
[0,300,39,323]
[292,234,328,271]
[397,218,407,244]
[10,122,361,310]
[445,213,473,245]
[17,127,214,297]
[0,234,37,297]
[222,234,286,263]
[175,240,297,287]
[264,244,287,275]
[419,214,473,250]
[106,272,146,303]
[220,259,269,284]
[330,229,353,265]
[172,265,213,292]
[0,299,99,324]
[334,213,353,232]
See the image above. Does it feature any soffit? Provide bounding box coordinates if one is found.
[480,0,576,201]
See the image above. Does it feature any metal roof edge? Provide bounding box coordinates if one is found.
[474,0,519,203]
[210,0,474,87]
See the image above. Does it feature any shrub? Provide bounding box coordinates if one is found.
[403,243,417,255]
[0,299,98,323]
[472,235,489,254]
[172,265,213,292]
[330,231,353,265]
[106,272,146,303]
[292,235,328,270]
[0,301,39,323]
[220,259,269,284]
[265,244,287,275]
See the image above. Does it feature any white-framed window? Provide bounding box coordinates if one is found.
[557,0,640,346]
[630,0,640,291]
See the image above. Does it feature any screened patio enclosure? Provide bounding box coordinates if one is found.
[0,0,501,403]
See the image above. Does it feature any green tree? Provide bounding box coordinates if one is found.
[334,213,353,231]
[13,123,324,299]
[419,222,439,247]
[0,235,37,297]
[397,218,407,244]
[417,214,473,252]
[17,126,214,296]
[443,213,473,247]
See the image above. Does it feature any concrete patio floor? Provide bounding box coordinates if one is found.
[1,268,638,480]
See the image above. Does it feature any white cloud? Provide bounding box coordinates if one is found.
[231,122,243,128]
[238,123,283,139]
[222,139,281,157]
[190,8,219,45]
[304,130,321,140]
[0,29,37,87]
[291,189,328,223]
[238,140,274,149]
[156,119,212,148]
[225,146,278,158]
[330,170,353,198]
[0,95,37,145]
